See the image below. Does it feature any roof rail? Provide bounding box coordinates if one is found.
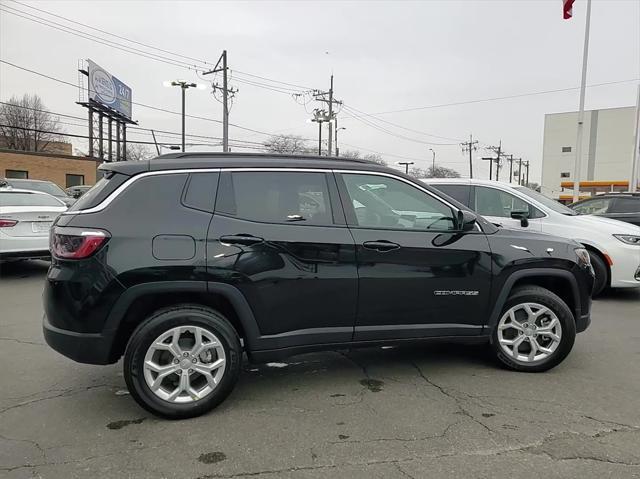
[151,152,377,164]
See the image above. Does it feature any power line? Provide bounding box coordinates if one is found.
[367,79,640,116]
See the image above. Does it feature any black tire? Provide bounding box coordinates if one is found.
[588,250,608,297]
[123,304,242,419]
[491,286,576,373]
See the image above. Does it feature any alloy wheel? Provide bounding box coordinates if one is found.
[143,325,226,403]
[497,302,562,363]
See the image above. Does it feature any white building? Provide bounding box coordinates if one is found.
[541,106,637,200]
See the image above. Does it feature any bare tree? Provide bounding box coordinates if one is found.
[263,134,310,154]
[0,94,63,152]
[125,143,154,161]
[339,150,387,166]
[408,165,460,179]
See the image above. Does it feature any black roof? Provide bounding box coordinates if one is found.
[100,152,394,176]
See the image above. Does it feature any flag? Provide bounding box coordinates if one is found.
[563,0,576,19]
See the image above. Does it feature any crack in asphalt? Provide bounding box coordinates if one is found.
[411,361,494,434]
[328,419,462,446]
[0,336,45,346]
[0,384,117,415]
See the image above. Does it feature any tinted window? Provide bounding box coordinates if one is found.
[342,173,455,231]
[573,197,612,215]
[475,186,544,219]
[432,184,471,206]
[67,173,128,212]
[217,171,333,226]
[9,179,66,197]
[182,172,219,212]
[612,197,640,213]
[0,191,63,207]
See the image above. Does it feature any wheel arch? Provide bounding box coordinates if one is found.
[487,269,581,331]
[106,281,261,362]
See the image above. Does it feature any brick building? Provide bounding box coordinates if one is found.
[0,148,101,188]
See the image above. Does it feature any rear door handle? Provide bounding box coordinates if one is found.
[220,234,264,246]
[363,240,401,252]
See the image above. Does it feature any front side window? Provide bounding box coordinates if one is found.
[573,197,612,215]
[342,173,455,231]
[475,186,543,218]
[217,171,333,226]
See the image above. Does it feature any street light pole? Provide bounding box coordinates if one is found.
[429,148,436,172]
[164,80,206,153]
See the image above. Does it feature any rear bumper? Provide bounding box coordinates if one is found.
[43,314,116,365]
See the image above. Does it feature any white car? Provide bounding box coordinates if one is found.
[422,178,640,296]
[0,188,67,260]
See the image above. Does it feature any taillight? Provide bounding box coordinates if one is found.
[0,219,18,227]
[50,228,110,259]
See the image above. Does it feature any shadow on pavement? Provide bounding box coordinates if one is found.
[0,259,50,279]
[595,287,640,303]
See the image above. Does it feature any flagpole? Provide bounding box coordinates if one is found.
[630,84,640,193]
[572,0,592,202]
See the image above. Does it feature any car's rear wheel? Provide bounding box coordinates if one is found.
[123,304,242,419]
[588,250,608,297]
[491,286,576,372]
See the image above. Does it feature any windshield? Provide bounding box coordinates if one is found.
[514,186,577,215]
[9,180,67,197]
[0,191,64,207]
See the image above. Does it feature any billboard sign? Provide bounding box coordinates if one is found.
[87,59,132,119]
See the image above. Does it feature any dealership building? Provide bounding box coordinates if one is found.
[541,105,638,200]
[0,141,100,188]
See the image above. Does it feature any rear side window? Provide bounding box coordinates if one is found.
[66,173,128,212]
[216,171,333,226]
[612,197,640,213]
[0,192,63,207]
[182,172,219,212]
[433,184,471,206]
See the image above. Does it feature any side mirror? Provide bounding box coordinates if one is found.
[457,210,478,232]
[510,210,529,227]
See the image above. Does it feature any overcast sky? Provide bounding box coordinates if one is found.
[1,0,639,181]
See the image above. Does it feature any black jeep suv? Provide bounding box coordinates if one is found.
[43,153,594,419]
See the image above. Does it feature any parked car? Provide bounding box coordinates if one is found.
[570,193,640,227]
[2,178,76,207]
[44,153,594,419]
[65,185,92,199]
[0,188,67,260]
[424,179,640,296]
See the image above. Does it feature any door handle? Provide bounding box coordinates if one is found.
[220,234,264,246]
[363,240,401,252]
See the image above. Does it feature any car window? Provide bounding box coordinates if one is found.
[432,184,471,206]
[0,191,63,207]
[611,197,640,213]
[182,172,219,213]
[572,197,612,215]
[217,171,333,226]
[9,180,66,197]
[342,173,455,231]
[475,186,543,219]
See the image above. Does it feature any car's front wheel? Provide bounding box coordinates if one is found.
[491,286,576,372]
[123,304,242,419]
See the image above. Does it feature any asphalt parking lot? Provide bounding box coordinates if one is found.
[1,261,639,479]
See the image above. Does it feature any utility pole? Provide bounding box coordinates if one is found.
[313,77,342,156]
[429,148,436,172]
[460,134,478,178]
[505,155,515,183]
[486,141,504,181]
[203,50,238,153]
[398,162,414,174]
[518,158,523,185]
[523,160,530,187]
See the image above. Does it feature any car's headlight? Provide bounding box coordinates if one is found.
[575,247,592,269]
[613,234,640,246]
